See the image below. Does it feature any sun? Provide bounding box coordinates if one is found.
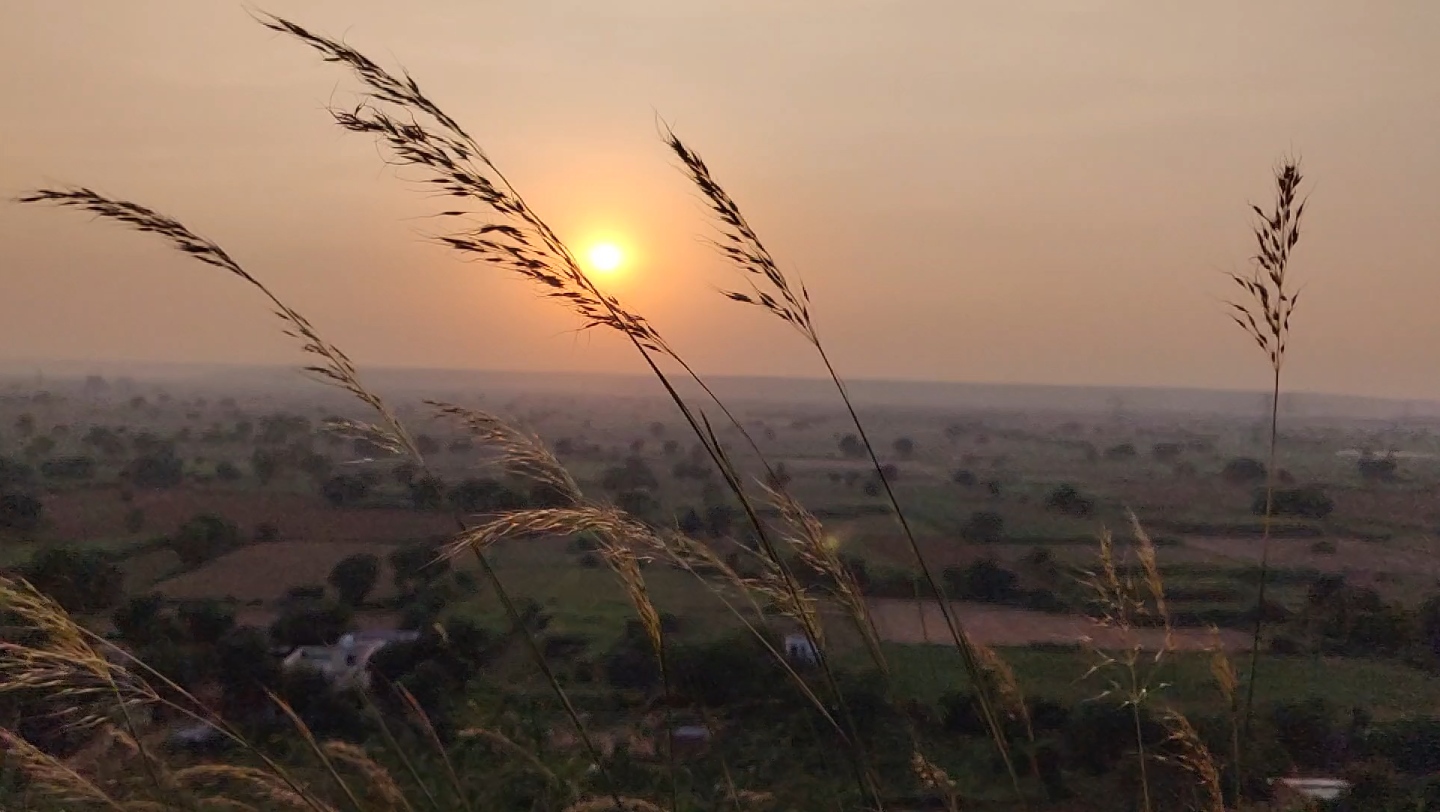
[587,243,624,274]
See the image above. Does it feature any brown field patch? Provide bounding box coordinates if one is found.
[155,541,402,602]
[867,598,1248,650]
[42,487,452,543]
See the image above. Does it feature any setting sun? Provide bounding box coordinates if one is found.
[587,243,624,274]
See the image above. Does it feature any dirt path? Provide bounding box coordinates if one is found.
[867,598,1249,650]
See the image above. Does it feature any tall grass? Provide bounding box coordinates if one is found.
[2,10,1309,811]
[1223,158,1306,773]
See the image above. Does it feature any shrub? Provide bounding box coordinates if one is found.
[23,548,124,614]
[447,477,525,513]
[1310,539,1337,554]
[123,507,146,534]
[123,449,184,489]
[952,468,976,487]
[1254,486,1334,520]
[214,460,242,482]
[40,455,95,481]
[328,553,381,605]
[0,492,44,534]
[961,510,1004,544]
[944,560,1019,602]
[1222,456,1267,485]
[169,513,240,567]
[269,602,352,647]
[320,474,369,507]
[1102,442,1137,461]
[1045,484,1094,517]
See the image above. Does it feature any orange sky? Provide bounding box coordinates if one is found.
[3,2,1438,399]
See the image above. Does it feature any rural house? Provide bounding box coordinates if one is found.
[281,629,420,689]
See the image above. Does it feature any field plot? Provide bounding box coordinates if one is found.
[41,488,453,543]
[866,598,1247,650]
[155,540,401,602]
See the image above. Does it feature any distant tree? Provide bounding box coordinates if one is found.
[1151,442,1183,461]
[328,553,381,606]
[649,421,666,438]
[704,504,736,539]
[1358,454,1398,483]
[14,413,35,437]
[250,448,280,485]
[415,434,441,456]
[1045,484,1094,518]
[838,434,865,459]
[1103,443,1137,461]
[269,603,352,647]
[677,507,704,537]
[123,507,146,534]
[214,460,242,482]
[879,463,899,482]
[179,600,236,644]
[1222,457,1267,485]
[24,436,57,459]
[0,492,44,534]
[1255,486,1334,520]
[766,462,792,491]
[447,478,525,514]
[40,455,93,480]
[553,437,575,456]
[1420,593,1440,660]
[392,462,418,487]
[390,542,450,592]
[893,437,915,459]
[215,627,282,717]
[961,510,1005,544]
[616,490,659,521]
[123,449,184,489]
[24,548,123,614]
[952,468,977,487]
[320,474,369,507]
[0,457,34,489]
[662,439,679,456]
[945,559,1019,602]
[112,594,172,646]
[600,457,658,492]
[985,479,1003,497]
[447,437,473,455]
[253,521,280,542]
[169,513,240,567]
[408,475,446,511]
[862,480,881,497]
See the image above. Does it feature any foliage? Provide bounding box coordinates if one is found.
[0,492,44,534]
[329,553,381,605]
[1253,486,1333,520]
[960,510,1005,544]
[1045,483,1095,517]
[123,448,185,489]
[169,512,241,567]
[1222,456,1267,485]
[320,473,370,507]
[22,547,123,613]
[269,601,353,647]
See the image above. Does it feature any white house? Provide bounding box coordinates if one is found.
[281,629,420,689]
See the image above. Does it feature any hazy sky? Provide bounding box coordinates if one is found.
[3,2,1438,399]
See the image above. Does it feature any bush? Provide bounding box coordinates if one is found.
[269,602,352,647]
[253,522,280,542]
[24,548,124,614]
[0,492,44,534]
[961,510,1004,543]
[1103,443,1137,461]
[169,513,240,567]
[1222,457,1267,485]
[123,507,146,534]
[952,469,976,487]
[447,477,525,513]
[1357,454,1398,482]
[1045,484,1094,517]
[1310,539,1337,555]
[944,560,1019,602]
[328,553,381,605]
[320,474,369,507]
[123,450,185,489]
[1254,486,1334,520]
[40,455,95,481]
[214,460,242,482]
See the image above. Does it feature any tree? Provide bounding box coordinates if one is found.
[766,462,792,491]
[961,510,1005,544]
[1151,442,1183,461]
[215,627,282,717]
[649,421,666,438]
[123,449,184,489]
[214,461,242,482]
[893,437,915,458]
[169,513,240,567]
[1357,454,1398,483]
[1045,484,1094,517]
[945,559,1018,602]
[24,548,124,614]
[704,504,736,539]
[0,457,34,490]
[253,521,280,542]
[390,542,450,592]
[123,507,146,534]
[269,602,352,647]
[599,457,658,492]
[392,462,418,486]
[1222,457,1267,485]
[250,448,280,485]
[14,413,35,437]
[179,600,236,644]
[952,468,976,487]
[0,492,44,534]
[24,436,57,460]
[408,475,446,510]
[1255,486,1333,520]
[40,455,93,480]
[677,507,704,538]
[329,553,381,606]
[320,474,369,507]
[447,478,524,514]
[838,434,865,459]
[616,490,658,521]
[415,434,441,455]
[112,594,174,646]
[1102,443,1137,461]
